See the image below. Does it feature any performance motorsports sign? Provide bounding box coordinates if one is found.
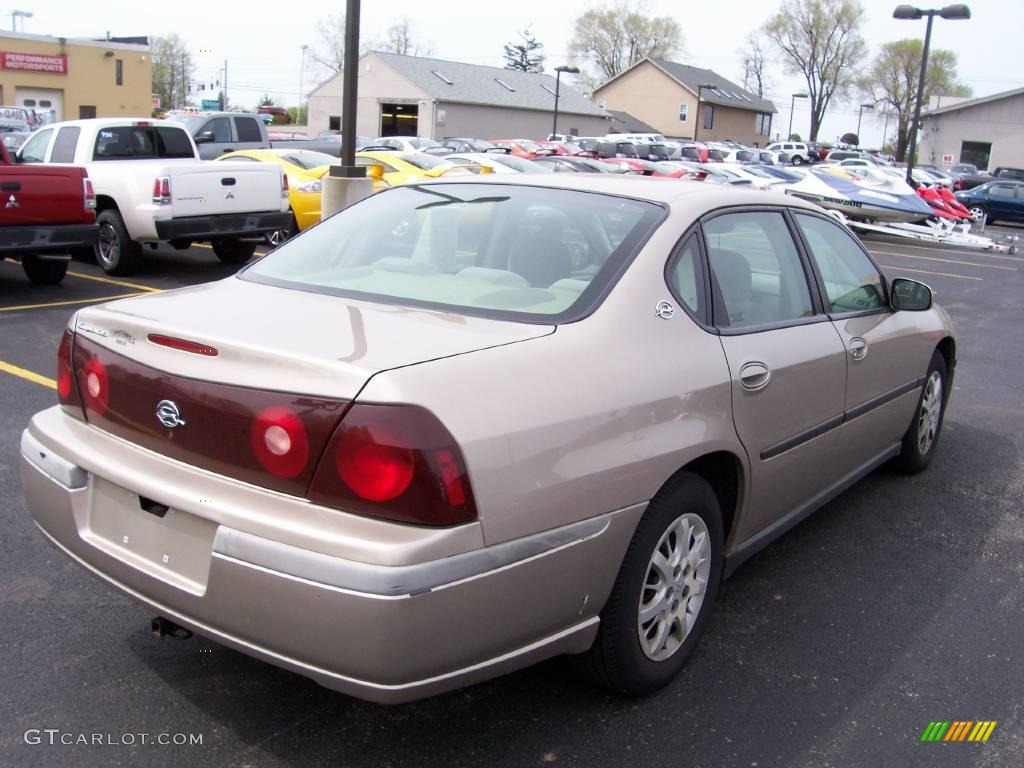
[1,52,68,74]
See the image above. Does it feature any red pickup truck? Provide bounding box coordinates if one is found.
[0,140,98,284]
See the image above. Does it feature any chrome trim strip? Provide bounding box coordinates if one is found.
[20,428,87,489]
[212,512,615,598]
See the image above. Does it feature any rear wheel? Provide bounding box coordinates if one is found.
[21,255,68,285]
[896,351,948,473]
[792,155,804,165]
[572,472,723,695]
[212,238,257,264]
[96,209,142,275]
[266,213,298,247]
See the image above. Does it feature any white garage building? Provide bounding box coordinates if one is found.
[920,87,1024,171]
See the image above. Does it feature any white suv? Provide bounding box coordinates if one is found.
[766,142,811,165]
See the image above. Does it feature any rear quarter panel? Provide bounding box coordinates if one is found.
[357,207,746,547]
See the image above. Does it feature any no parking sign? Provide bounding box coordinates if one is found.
[942,153,955,165]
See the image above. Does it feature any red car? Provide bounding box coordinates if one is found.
[489,139,555,159]
[0,141,98,284]
[534,141,584,156]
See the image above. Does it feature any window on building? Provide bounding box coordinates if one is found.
[679,103,688,123]
[703,104,714,131]
[960,140,992,171]
[116,59,123,86]
[754,113,771,135]
[597,99,606,110]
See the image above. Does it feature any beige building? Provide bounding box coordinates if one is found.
[920,87,1024,171]
[307,51,610,140]
[593,58,776,146]
[0,31,151,126]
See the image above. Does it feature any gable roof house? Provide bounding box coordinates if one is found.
[306,51,610,141]
[593,58,777,146]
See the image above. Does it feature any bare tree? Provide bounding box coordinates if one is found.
[739,32,771,98]
[151,34,195,111]
[383,17,432,57]
[858,39,971,161]
[764,0,867,141]
[569,1,683,84]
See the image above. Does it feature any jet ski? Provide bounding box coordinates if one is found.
[779,166,935,224]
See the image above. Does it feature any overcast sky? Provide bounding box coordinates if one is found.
[20,0,1020,146]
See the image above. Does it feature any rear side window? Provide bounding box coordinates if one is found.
[704,211,814,329]
[235,117,262,142]
[51,127,80,163]
[93,126,195,160]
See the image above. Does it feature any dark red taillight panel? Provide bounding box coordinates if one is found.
[310,404,477,526]
[56,329,84,417]
[72,335,347,497]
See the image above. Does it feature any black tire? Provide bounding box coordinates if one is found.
[266,213,298,248]
[572,472,724,696]
[21,255,68,285]
[212,238,257,264]
[96,209,142,275]
[792,155,804,165]
[896,351,948,474]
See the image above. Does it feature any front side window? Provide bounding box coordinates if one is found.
[242,184,663,322]
[988,184,1016,198]
[200,117,232,143]
[703,211,814,328]
[20,128,53,162]
[794,213,884,314]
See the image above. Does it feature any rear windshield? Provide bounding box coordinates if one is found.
[241,184,663,322]
[93,126,195,160]
[280,151,336,169]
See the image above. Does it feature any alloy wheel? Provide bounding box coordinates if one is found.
[917,370,943,455]
[637,512,711,661]
[97,222,119,269]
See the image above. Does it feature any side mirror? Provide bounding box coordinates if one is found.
[194,131,215,144]
[890,277,932,311]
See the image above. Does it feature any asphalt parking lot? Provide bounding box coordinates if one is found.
[1,228,1022,768]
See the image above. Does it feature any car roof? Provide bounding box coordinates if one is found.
[409,173,825,213]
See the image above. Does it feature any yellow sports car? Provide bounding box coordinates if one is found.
[217,149,337,241]
[355,150,477,192]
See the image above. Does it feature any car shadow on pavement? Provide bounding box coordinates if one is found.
[132,417,1019,768]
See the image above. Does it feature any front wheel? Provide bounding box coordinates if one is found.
[212,239,257,264]
[792,155,804,165]
[968,205,988,224]
[572,472,723,695]
[896,351,948,473]
[21,255,68,285]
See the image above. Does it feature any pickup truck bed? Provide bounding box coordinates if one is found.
[0,141,97,285]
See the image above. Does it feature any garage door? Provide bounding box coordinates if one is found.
[14,87,64,128]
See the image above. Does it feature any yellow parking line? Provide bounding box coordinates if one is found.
[66,271,161,293]
[868,249,1017,271]
[878,264,982,281]
[0,292,146,313]
[0,360,56,389]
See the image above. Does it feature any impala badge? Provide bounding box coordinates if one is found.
[156,400,186,429]
[5,194,18,208]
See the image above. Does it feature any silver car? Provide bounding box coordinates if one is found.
[21,176,955,703]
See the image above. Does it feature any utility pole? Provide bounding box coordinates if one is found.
[222,59,228,111]
[299,45,308,124]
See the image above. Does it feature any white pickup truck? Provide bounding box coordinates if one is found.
[17,118,291,274]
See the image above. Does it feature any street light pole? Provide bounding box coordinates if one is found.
[856,103,874,146]
[693,83,716,142]
[788,93,808,141]
[894,4,971,184]
[299,44,308,125]
[10,10,32,31]
[552,65,580,138]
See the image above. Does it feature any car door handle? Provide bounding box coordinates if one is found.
[221,148,234,154]
[739,361,771,391]
[849,338,868,360]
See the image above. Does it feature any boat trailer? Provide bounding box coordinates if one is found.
[825,211,1019,254]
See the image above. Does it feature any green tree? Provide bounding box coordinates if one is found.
[858,39,971,162]
[151,34,195,110]
[789,133,802,141]
[764,0,867,142]
[569,1,683,84]
[504,28,545,72]
[258,94,274,107]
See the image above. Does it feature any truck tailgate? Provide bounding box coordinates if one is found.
[170,162,283,217]
[0,165,89,226]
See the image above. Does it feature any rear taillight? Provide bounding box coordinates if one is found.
[250,406,310,479]
[56,329,84,416]
[309,404,477,526]
[152,176,171,205]
[281,172,289,199]
[83,177,96,211]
